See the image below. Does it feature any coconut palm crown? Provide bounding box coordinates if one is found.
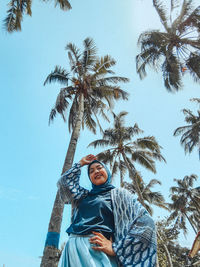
[168,174,199,235]
[174,98,200,157]
[44,38,129,134]
[4,0,72,33]
[136,0,200,92]
[124,173,168,215]
[88,111,166,207]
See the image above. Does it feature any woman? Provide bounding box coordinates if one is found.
[58,154,157,267]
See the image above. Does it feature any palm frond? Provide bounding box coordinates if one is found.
[131,150,156,173]
[82,38,97,72]
[146,179,161,189]
[153,0,169,31]
[162,53,182,91]
[178,5,200,33]
[65,43,82,73]
[83,103,96,134]
[133,136,162,152]
[50,88,71,123]
[54,0,72,11]
[173,125,192,136]
[96,76,129,85]
[172,0,194,30]
[136,31,167,79]
[190,98,200,104]
[88,139,110,148]
[44,66,69,85]
[186,53,200,83]
[96,149,117,164]
[93,85,129,101]
[93,55,116,74]
[113,111,128,129]
[48,108,57,125]
[4,0,32,32]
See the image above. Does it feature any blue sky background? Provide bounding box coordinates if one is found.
[0,0,199,266]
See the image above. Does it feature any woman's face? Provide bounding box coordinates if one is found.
[89,163,108,186]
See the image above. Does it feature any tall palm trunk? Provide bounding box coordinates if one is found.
[121,152,146,208]
[190,196,200,216]
[120,163,124,188]
[184,212,198,235]
[40,94,84,267]
[157,231,173,267]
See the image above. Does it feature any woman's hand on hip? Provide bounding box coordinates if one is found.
[79,154,97,166]
[89,232,116,256]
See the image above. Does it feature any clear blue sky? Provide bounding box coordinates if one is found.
[0,0,199,266]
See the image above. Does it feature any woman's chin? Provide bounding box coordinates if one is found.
[93,178,106,186]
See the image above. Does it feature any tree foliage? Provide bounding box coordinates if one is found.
[136,0,200,91]
[44,38,129,134]
[88,111,165,207]
[4,0,72,32]
[168,174,200,235]
[174,98,200,157]
[157,218,199,267]
[124,173,167,216]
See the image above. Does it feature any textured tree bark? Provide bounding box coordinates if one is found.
[40,94,84,267]
[122,152,146,208]
[157,231,173,267]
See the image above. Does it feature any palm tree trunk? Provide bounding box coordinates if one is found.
[120,168,124,187]
[190,196,200,216]
[184,212,198,235]
[121,152,146,208]
[40,94,84,267]
[157,230,173,267]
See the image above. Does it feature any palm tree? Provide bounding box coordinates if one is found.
[136,0,200,92]
[170,174,200,215]
[88,111,166,207]
[174,98,200,157]
[124,173,168,215]
[4,0,72,32]
[41,38,129,267]
[168,194,198,235]
[168,174,199,235]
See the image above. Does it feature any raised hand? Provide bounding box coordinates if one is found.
[89,232,116,256]
[79,154,97,166]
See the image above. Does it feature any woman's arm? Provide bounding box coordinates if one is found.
[57,154,97,203]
